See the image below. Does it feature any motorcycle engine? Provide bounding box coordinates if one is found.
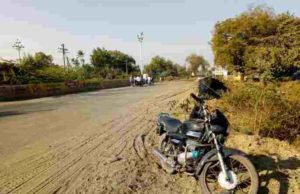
[185,139,199,151]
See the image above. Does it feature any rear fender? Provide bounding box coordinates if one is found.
[195,147,246,175]
[156,113,169,135]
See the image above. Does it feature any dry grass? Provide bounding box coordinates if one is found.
[214,81,300,144]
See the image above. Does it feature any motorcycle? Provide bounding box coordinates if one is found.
[153,93,259,194]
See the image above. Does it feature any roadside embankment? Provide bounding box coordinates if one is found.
[0,79,129,101]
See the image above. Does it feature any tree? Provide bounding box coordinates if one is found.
[174,64,188,77]
[185,54,210,75]
[21,52,54,70]
[91,48,111,70]
[77,50,85,66]
[90,47,139,78]
[71,58,80,67]
[109,50,137,73]
[0,62,21,84]
[211,5,300,78]
[144,56,185,78]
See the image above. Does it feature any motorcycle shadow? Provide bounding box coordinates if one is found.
[248,154,300,194]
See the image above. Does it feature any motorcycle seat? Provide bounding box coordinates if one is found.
[158,115,182,133]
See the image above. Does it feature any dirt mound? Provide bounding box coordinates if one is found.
[226,134,300,194]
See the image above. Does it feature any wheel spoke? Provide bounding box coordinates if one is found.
[238,177,251,188]
[205,156,253,193]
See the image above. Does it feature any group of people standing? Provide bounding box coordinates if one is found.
[129,75,153,87]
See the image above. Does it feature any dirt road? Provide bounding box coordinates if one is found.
[0,81,198,194]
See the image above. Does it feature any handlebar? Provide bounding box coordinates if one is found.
[190,93,210,122]
[190,93,204,104]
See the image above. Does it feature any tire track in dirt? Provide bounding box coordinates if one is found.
[0,81,195,194]
[34,88,190,193]
[63,85,194,194]
[0,119,120,190]
[3,117,134,193]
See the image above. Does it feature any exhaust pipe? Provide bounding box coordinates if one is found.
[153,148,175,174]
[153,148,175,167]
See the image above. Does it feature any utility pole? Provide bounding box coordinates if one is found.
[58,43,69,69]
[137,32,144,73]
[12,39,24,63]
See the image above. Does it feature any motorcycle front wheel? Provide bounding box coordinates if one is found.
[199,154,259,194]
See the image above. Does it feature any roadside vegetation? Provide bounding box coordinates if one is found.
[208,5,300,147]
[215,80,299,146]
[0,49,211,85]
[143,56,187,79]
[170,78,299,194]
[202,79,300,193]
[208,6,300,193]
[0,49,141,85]
[212,5,300,80]
[143,54,210,80]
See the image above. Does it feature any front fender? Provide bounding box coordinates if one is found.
[156,113,169,135]
[156,123,166,135]
[195,147,246,176]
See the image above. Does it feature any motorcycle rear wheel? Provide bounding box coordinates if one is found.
[199,154,259,194]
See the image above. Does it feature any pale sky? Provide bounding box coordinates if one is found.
[0,0,299,66]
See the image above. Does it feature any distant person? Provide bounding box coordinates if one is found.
[134,76,138,86]
[136,76,141,86]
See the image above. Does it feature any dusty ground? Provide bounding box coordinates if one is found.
[0,80,299,194]
[0,81,198,194]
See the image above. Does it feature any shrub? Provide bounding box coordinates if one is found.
[216,81,300,142]
[34,66,67,83]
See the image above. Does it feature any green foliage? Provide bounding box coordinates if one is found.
[185,53,210,74]
[90,48,139,78]
[22,52,54,70]
[77,64,95,80]
[212,5,300,79]
[0,62,13,84]
[144,55,186,78]
[175,64,188,77]
[77,50,85,65]
[217,81,300,142]
[71,58,80,67]
[34,66,67,83]
[1,48,142,85]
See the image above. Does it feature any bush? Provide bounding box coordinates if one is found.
[34,66,67,83]
[216,81,300,142]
